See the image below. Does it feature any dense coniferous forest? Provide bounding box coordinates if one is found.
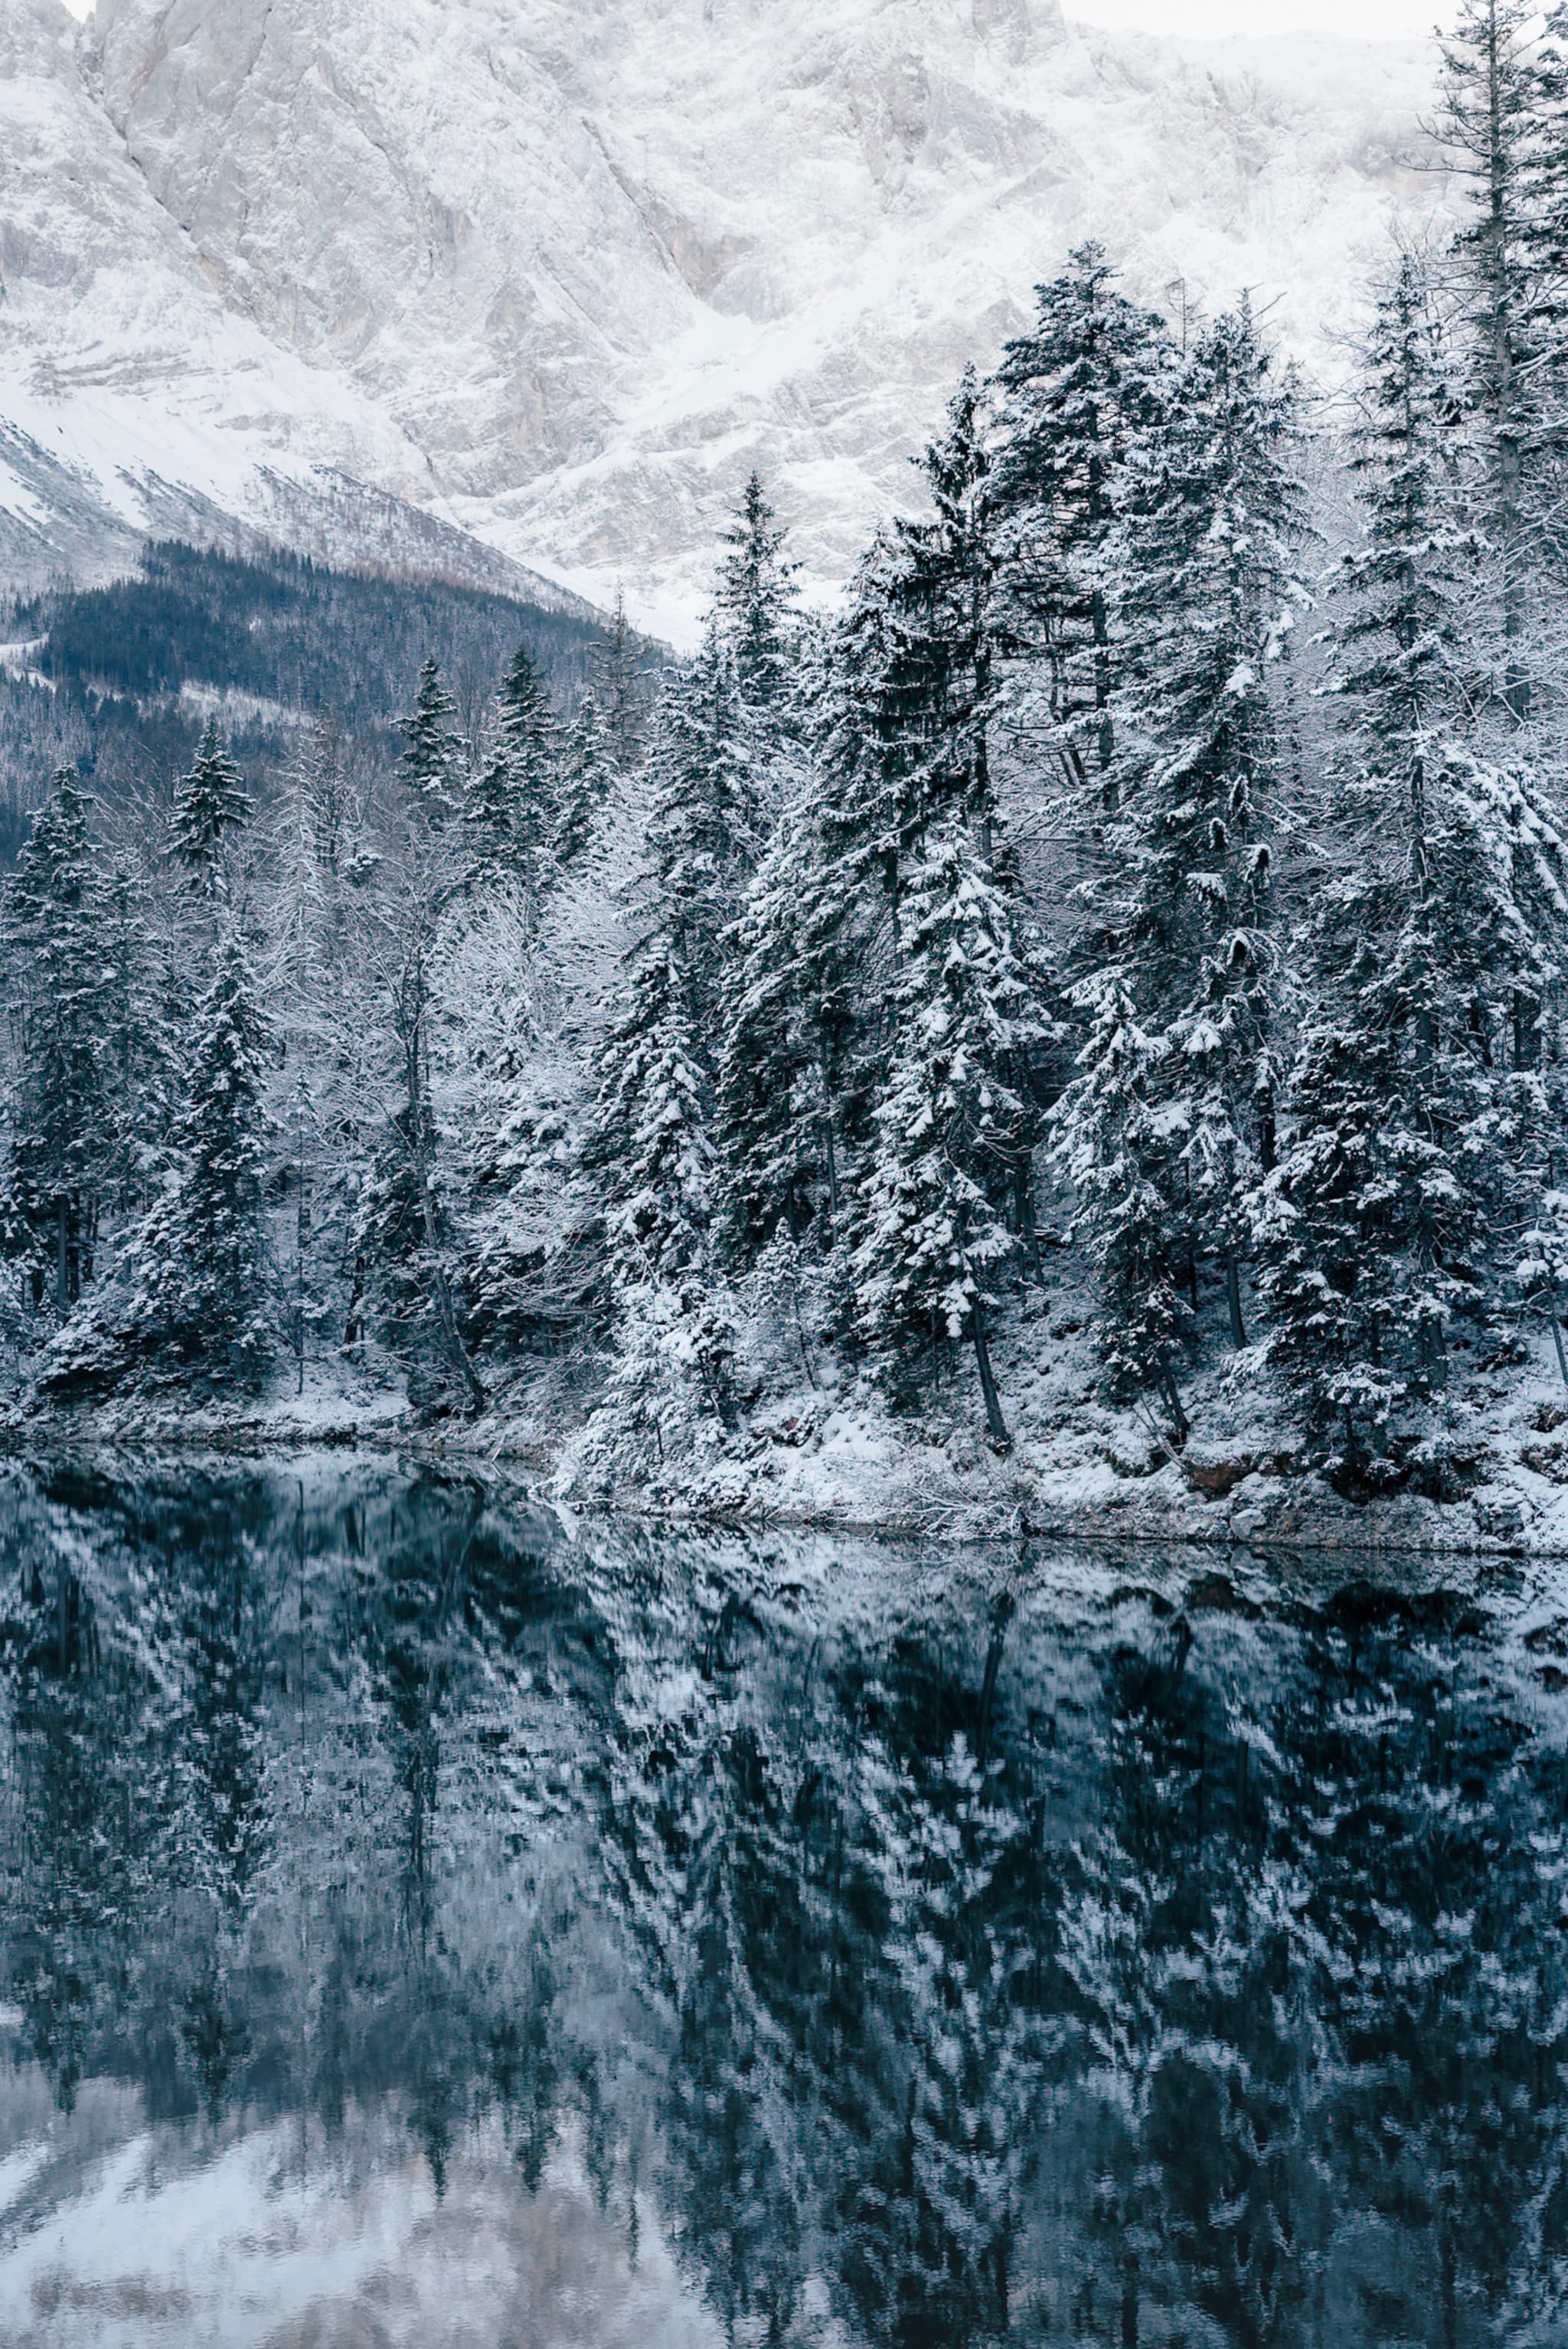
[10,3,1568,1514]
[0,541,614,861]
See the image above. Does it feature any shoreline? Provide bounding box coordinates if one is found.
[2,1405,1563,1564]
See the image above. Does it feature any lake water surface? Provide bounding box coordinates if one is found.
[0,1460,1565,2346]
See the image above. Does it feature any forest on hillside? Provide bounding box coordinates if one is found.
[0,541,611,864]
[4,2,1568,1504]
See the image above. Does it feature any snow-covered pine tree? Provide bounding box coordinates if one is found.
[46,935,274,1389]
[2,767,112,1315]
[99,861,178,1220]
[1438,0,1550,720]
[851,820,1044,1446]
[717,384,1002,1305]
[1054,304,1302,1410]
[1254,258,1485,1452]
[152,936,275,1375]
[644,621,760,1022]
[583,626,762,1442]
[590,589,651,773]
[596,933,716,1289]
[397,657,466,817]
[988,240,1170,795]
[716,769,838,1269]
[890,367,996,852]
[591,932,737,1438]
[169,717,253,896]
[1256,254,1568,1459]
[462,640,558,889]
[714,472,800,711]
[554,690,615,868]
[355,889,487,1414]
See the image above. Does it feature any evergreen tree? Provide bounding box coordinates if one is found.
[462,640,558,887]
[47,938,274,1388]
[356,907,486,1414]
[590,589,651,772]
[1054,305,1301,1406]
[989,240,1170,792]
[851,820,1044,1446]
[595,933,715,1289]
[643,623,760,1021]
[169,717,252,894]
[397,657,465,816]
[1438,0,1550,719]
[591,934,737,1438]
[714,472,800,709]
[1256,256,1568,1458]
[2,768,112,1314]
[553,690,614,868]
[100,861,177,1217]
[717,776,838,1267]
[890,368,998,852]
[138,937,273,1377]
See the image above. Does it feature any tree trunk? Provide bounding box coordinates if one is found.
[970,1299,1011,1450]
[1225,1250,1247,1349]
[1160,1361,1189,1444]
[55,1200,69,1315]
[409,1114,485,1414]
[1550,1283,1568,1393]
[1013,1155,1044,1285]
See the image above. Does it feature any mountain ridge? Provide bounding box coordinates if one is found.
[3,0,1451,634]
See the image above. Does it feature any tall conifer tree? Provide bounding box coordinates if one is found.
[1055,305,1301,1407]
[170,718,252,895]
[3,768,112,1313]
[462,641,558,887]
[397,658,465,816]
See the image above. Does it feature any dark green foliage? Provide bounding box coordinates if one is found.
[0,541,629,867]
[397,658,465,816]
[1,768,113,1312]
[989,239,1169,787]
[44,940,274,1390]
[169,716,253,889]
[10,540,605,725]
[553,690,614,867]
[462,640,559,884]
[714,472,800,708]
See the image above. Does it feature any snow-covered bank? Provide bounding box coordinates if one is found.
[12,1308,1568,1562]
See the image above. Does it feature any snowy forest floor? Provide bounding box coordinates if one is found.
[9,1278,1568,1560]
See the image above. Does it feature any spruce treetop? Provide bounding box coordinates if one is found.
[462,639,559,884]
[170,718,253,890]
[397,657,466,816]
[715,472,800,707]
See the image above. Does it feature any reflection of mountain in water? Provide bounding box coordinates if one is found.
[1,1463,1566,2345]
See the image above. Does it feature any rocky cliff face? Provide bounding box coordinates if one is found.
[5,0,1446,629]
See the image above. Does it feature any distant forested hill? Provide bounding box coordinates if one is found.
[0,540,628,857]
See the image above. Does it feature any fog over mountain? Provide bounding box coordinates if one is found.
[4,0,1443,631]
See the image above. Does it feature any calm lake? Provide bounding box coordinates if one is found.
[0,1459,1563,2347]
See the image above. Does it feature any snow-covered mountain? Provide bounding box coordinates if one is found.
[5,0,1447,633]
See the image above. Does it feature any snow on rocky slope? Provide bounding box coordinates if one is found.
[6,0,1447,632]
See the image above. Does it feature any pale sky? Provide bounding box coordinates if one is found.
[52,0,1444,26]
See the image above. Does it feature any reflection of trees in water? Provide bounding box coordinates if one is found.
[2,1472,1568,2343]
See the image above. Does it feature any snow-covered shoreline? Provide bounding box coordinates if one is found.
[12,1336,1568,1562]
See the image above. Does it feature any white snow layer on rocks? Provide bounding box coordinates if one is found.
[2,0,1446,632]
